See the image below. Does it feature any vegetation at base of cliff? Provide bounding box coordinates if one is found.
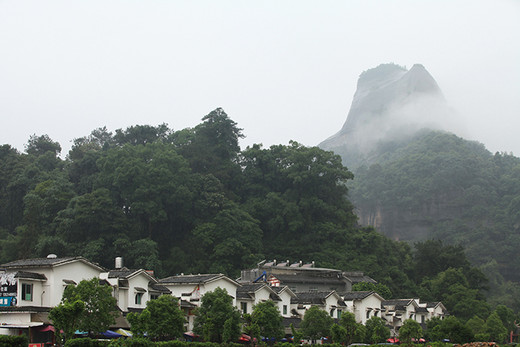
[349,130,520,312]
[0,109,511,318]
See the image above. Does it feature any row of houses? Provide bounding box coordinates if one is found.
[0,255,447,343]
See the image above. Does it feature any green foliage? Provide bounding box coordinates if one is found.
[49,299,85,344]
[108,337,154,346]
[398,319,423,345]
[250,300,284,340]
[349,130,520,310]
[435,316,474,344]
[62,278,118,336]
[65,338,110,346]
[300,306,334,341]
[193,287,241,343]
[364,316,390,344]
[127,295,185,340]
[0,334,28,347]
[337,311,366,344]
[485,311,508,342]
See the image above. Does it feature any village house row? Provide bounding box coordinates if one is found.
[0,255,447,339]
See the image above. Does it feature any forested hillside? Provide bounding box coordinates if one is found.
[347,129,520,310]
[0,108,500,317]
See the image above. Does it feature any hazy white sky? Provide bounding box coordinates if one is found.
[1,0,519,156]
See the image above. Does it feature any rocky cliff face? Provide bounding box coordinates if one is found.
[320,63,455,168]
[319,63,468,242]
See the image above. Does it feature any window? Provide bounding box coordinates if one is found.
[330,309,335,317]
[366,310,370,319]
[337,310,342,319]
[421,315,425,324]
[135,293,143,305]
[241,302,247,314]
[150,294,159,300]
[283,305,287,315]
[22,283,32,301]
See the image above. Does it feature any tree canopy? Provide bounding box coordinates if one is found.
[193,287,241,343]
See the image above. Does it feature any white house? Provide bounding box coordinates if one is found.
[0,255,104,336]
[342,291,385,325]
[159,274,240,331]
[100,267,170,313]
[292,291,346,320]
[271,286,297,318]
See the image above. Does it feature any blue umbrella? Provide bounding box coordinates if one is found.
[102,330,123,338]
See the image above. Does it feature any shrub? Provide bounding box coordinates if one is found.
[0,334,28,347]
[65,337,110,346]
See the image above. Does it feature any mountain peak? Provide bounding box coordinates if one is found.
[320,63,455,167]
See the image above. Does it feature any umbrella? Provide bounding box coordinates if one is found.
[115,328,133,337]
[102,330,123,338]
[239,334,251,342]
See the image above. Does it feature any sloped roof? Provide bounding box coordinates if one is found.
[108,268,141,279]
[342,291,374,300]
[159,273,239,286]
[1,256,104,271]
[149,283,171,293]
[238,283,267,293]
[14,271,47,280]
[293,291,337,305]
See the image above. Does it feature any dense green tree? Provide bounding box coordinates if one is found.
[176,108,243,192]
[189,201,262,276]
[364,317,390,344]
[49,299,85,345]
[95,142,192,241]
[62,278,118,336]
[300,306,334,342]
[398,319,423,345]
[494,304,517,333]
[466,316,486,337]
[331,324,348,344]
[337,311,365,344]
[193,287,241,343]
[127,295,185,341]
[437,316,474,344]
[113,124,172,146]
[250,300,284,340]
[25,134,62,156]
[485,312,508,343]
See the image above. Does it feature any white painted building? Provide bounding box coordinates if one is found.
[158,274,240,331]
[0,255,104,337]
[342,291,385,325]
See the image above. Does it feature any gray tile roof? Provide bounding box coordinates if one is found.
[108,268,141,279]
[0,256,105,271]
[342,291,374,300]
[149,283,171,293]
[382,299,413,306]
[293,291,334,305]
[14,271,47,280]
[237,283,267,293]
[1,257,78,268]
[159,274,222,284]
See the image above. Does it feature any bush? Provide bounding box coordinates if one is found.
[108,338,154,346]
[65,337,110,346]
[0,334,28,347]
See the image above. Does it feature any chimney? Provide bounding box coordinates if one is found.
[115,257,123,269]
